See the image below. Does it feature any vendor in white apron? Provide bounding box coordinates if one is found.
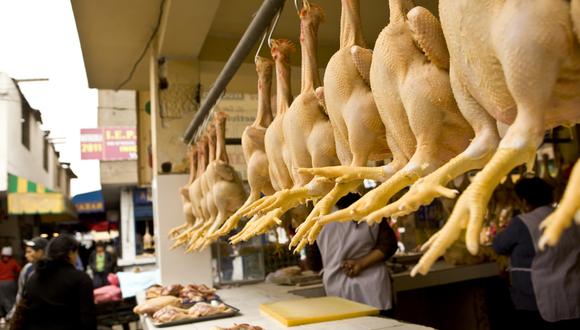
[317,193,398,315]
[493,177,580,329]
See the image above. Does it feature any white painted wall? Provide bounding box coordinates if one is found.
[0,76,7,191]
[152,174,212,285]
[0,73,61,192]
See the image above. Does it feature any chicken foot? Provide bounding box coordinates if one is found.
[412,147,536,276]
[317,161,423,224]
[368,149,496,221]
[539,159,580,249]
[299,163,399,184]
[289,180,361,250]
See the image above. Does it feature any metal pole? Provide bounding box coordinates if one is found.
[183,0,285,144]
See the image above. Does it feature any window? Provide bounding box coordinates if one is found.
[21,101,30,149]
[43,139,48,171]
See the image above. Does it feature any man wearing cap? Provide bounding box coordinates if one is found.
[7,237,48,320]
[0,246,21,323]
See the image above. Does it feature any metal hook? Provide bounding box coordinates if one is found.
[293,0,310,14]
[256,1,284,62]
[267,3,284,48]
[255,30,269,64]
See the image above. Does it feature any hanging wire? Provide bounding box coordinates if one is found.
[255,0,285,62]
[255,30,269,63]
[293,0,310,14]
[267,2,284,47]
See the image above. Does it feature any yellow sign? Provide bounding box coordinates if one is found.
[8,193,66,214]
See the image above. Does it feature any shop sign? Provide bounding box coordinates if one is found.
[75,202,104,213]
[81,127,137,161]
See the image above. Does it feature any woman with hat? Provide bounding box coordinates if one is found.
[7,237,48,320]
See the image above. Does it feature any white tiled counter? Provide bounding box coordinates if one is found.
[138,283,433,330]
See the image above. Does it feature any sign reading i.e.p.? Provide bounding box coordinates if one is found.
[80,127,137,161]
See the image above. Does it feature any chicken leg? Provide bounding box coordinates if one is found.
[412,0,580,276]
[539,159,580,249]
[316,1,472,227]
[232,3,339,242]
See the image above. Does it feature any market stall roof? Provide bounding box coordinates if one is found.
[71,0,438,91]
[7,174,77,222]
[72,190,105,214]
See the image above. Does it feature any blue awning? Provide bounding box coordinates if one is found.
[72,190,105,214]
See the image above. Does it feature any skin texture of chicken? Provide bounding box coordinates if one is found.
[289,0,391,250]
[410,0,580,276]
[210,57,277,238]
[190,113,247,250]
[310,0,472,230]
[231,2,339,243]
[170,147,197,239]
[171,140,209,250]
[539,159,580,249]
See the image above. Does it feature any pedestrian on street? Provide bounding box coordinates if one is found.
[11,234,96,330]
[89,241,115,288]
[7,237,48,320]
[0,246,21,324]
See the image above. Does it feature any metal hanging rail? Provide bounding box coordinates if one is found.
[182,0,286,144]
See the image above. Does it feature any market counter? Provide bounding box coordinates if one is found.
[138,283,433,329]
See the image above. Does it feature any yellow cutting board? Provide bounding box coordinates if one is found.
[260,296,379,326]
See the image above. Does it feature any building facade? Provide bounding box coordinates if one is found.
[0,72,76,258]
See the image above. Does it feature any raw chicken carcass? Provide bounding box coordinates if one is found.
[210,56,277,238]
[231,2,339,242]
[152,305,190,323]
[289,0,391,250]
[215,324,264,330]
[187,302,231,318]
[309,0,472,230]
[133,295,181,315]
[191,113,247,250]
[539,159,580,249]
[409,0,580,276]
[169,147,198,241]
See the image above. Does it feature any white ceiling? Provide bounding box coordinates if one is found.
[72,0,439,90]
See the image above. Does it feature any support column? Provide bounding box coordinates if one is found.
[149,43,212,285]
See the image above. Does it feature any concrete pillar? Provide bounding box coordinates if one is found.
[152,174,212,285]
[149,44,212,285]
[120,188,136,261]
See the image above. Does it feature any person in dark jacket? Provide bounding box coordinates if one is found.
[493,177,555,327]
[13,234,96,330]
[89,241,115,288]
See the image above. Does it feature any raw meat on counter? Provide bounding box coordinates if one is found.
[145,284,164,299]
[214,324,264,330]
[133,296,182,315]
[151,302,233,324]
[145,283,218,302]
[152,305,191,323]
[161,284,184,297]
[180,284,218,303]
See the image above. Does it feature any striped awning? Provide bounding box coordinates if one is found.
[8,173,52,194]
[7,174,76,219]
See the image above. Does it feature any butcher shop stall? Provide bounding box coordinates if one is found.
[71,0,580,329]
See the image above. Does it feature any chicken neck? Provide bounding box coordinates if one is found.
[272,40,294,114]
[254,57,274,128]
[207,128,217,164]
[215,115,229,164]
[197,139,208,178]
[299,5,323,92]
[340,0,366,48]
[389,0,415,24]
[188,148,197,184]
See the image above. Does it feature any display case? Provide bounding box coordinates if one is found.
[212,235,266,285]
